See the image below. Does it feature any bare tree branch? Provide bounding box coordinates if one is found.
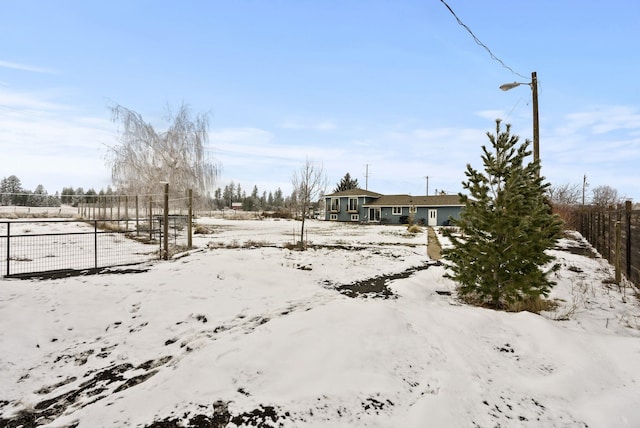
[292,158,328,249]
[547,182,581,206]
[591,185,623,207]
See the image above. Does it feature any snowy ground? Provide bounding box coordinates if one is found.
[1,218,640,427]
[0,206,79,218]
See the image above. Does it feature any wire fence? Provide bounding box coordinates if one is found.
[1,187,195,278]
[0,219,161,278]
[575,201,640,288]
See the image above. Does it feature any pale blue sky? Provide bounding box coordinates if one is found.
[1,1,639,201]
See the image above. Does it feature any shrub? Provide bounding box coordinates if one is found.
[194,224,212,234]
[407,224,423,234]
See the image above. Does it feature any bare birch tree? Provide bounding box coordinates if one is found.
[292,158,327,249]
[106,103,218,203]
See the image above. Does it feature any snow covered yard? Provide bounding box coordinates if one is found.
[1,218,640,427]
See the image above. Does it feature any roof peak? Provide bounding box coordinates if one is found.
[325,189,382,197]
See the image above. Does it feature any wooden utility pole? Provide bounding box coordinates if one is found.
[531,71,539,164]
[364,164,369,190]
[500,71,540,173]
[163,183,169,260]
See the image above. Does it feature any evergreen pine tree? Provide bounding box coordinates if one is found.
[1,175,23,205]
[333,172,360,192]
[443,120,562,310]
[274,188,284,207]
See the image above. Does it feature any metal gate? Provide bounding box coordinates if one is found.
[1,219,160,278]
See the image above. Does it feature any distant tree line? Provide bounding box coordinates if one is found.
[60,186,118,207]
[210,181,298,212]
[210,170,354,214]
[1,174,308,213]
[0,175,60,207]
[0,175,119,208]
[4,171,629,214]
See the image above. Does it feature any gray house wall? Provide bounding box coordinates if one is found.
[431,206,462,225]
[325,195,374,222]
[325,191,463,225]
[374,206,462,225]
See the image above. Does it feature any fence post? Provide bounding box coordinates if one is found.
[626,200,632,278]
[163,183,169,260]
[615,219,622,285]
[586,209,591,244]
[596,211,601,254]
[135,195,139,236]
[187,189,193,248]
[94,220,98,269]
[149,196,153,242]
[6,222,10,277]
[607,205,613,261]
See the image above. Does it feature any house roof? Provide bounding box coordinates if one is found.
[325,189,383,198]
[324,189,464,207]
[364,194,463,207]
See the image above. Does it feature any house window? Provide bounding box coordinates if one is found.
[350,214,359,222]
[409,205,417,214]
[331,198,340,212]
[330,213,338,221]
[348,197,358,212]
[392,206,402,215]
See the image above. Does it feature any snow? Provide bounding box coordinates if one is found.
[1,217,640,427]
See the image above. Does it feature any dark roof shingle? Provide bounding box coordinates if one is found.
[364,194,462,207]
[325,189,383,198]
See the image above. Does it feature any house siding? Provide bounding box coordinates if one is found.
[326,195,377,222]
[431,206,461,225]
[325,189,382,222]
[325,190,463,225]
[377,205,463,225]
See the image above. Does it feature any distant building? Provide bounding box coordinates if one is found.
[324,189,464,226]
[231,202,243,210]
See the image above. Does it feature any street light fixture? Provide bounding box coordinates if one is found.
[500,71,539,165]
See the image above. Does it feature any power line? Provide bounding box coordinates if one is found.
[439,0,528,79]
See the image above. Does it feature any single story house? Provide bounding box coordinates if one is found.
[324,189,464,226]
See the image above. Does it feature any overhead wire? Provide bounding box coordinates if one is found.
[438,0,528,80]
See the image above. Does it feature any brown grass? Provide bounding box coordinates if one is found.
[504,296,558,313]
[458,292,558,313]
[427,227,441,260]
[194,224,212,234]
[407,224,423,234]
